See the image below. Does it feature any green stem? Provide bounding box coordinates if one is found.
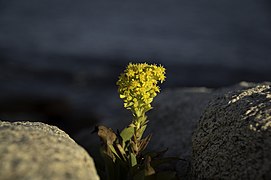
[131,112,148,155]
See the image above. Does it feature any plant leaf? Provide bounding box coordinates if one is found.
[120,126,134,143]
[115,144,127,161]
[96,125,117,145]
[130,152,137,167]
[108,144,120,159]
[138,134,152,152]
[137,124,147,139]
[145,155,155,176]
[138,115,147,124]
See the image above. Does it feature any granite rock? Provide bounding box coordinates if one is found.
[191,83,271,179]
[0,121,99,180]
[146,82,258,177]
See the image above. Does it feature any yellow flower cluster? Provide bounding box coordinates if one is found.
[117,63,166,117]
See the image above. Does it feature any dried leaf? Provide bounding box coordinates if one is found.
[145,155,155,176]
[96,125,117,145]
[138,134,152,152]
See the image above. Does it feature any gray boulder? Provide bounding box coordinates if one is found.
[191,83,271,179]
[146,82,257,177]
[0,121,99,180]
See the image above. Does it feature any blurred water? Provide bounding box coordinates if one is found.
[1,0,271,68]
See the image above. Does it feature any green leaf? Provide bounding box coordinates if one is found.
[144,106,153,113]
[137,124,147,139]
[120,126,134,142]
[138,115,147,124]
[130,153,137,167]
[108,144,122,160]
[115,144,127,161]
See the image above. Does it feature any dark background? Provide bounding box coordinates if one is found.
[0,0,271,136]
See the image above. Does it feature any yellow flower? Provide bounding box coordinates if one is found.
[116,63,166,117]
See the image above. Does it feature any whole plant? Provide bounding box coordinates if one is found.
[95,63,178,180]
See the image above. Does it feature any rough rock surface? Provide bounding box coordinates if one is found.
[146,82,258,177]
[191,83,271,179]
[0,121,99,180]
